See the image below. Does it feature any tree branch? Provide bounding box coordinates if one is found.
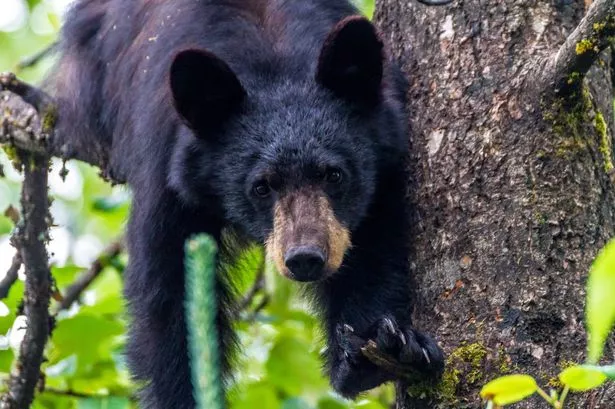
[0,254,21,300]
[542,0,615,97]
[56,239,124,312]
[0,151,52,408]
[1,73,55,156]
[16,43,58,72]
[1,73,120,183]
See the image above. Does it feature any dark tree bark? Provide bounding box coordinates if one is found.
[375,0,615,407]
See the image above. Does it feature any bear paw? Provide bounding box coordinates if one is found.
[331,315,443,397]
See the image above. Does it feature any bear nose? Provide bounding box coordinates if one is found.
[284,246,326,282]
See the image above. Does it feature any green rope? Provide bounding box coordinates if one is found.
[185,234,224,409]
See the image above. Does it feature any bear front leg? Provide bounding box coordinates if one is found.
[318,168,444,398]
[124,189,226,409]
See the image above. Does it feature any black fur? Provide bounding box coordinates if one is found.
[50,1,444,407]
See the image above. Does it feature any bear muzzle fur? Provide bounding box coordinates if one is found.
[266,187,351,282]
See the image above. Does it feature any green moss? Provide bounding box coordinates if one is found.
[595,111,613,172]
[496,347,513,375]
[567,72,581,85]
[1,145,22,171]
[2,145,18,162]
[407,342,488,404]
[593,22,607,32]
[576,39,596,55]
[41,106,58,135]
[542,86,596,160]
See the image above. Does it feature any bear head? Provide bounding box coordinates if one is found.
[168,16,406,282]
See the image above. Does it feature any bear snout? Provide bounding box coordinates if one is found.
[284,245,327,282]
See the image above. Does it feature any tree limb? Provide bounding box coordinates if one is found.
[16,43,58,72]
[56,240,124,312]
[542,0,615,97]
[0,254,21,300]
[1,73,55,156]
[0,151,52,408]
[1,73,120,183]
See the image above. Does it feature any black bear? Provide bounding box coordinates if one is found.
[49,0,444,407]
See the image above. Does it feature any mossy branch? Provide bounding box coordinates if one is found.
[1,73,121,183]
[542,0,615,97]
[0,150,52,408]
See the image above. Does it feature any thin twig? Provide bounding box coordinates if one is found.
[361,340,429,383]
[234,260,266,315]
[16,42,58,72]
[541,0,615,97]
[56,239,124,312]
[43,388,134,400]
[0,253,21,300]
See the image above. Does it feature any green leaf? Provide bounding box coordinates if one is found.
[92,194,130,213]
[480,374,537,406]
[586,238,615,363]
[0,349,14,373]
[0,215,13,235]
[229,382,280,409]
[266,335,327,396]
[567,364,615,382]
[80,267,124,315]
[595,364,615,380]
[52,265,84,288]
[49,314,123,369]
[559,365,607,391]
[0,281,24,334]
[352,400,388,409]
[76,397,131,409]
[282,398,313,409]
[317,397,348,409]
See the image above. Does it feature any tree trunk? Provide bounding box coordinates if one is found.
[375,0,615,407]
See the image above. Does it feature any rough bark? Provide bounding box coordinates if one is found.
[375,0,615,407]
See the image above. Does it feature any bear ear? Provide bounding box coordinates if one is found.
[170,49,246,135]
[316,16,384,106]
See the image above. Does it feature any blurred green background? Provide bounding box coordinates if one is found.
[0,1,395,409]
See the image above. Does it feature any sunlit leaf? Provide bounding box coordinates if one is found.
[282,398,312,409]
[0,349,14,373]
[92,194,130,213]
[480,374,537,405]
[0,281,24,334]
[595,364,615,380]
[52,265,84,288]
[353,400,388,409]
[266,335,327,396]
[559,365,607,391]
[49,314,123,368]
[229,382,280,409]
[317,397,348,409]
[0,215,13,235]
[586,238,615,363]
[76,397,132,409]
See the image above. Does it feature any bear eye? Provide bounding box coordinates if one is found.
[252,180,271,198]
[325,168,343,184]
